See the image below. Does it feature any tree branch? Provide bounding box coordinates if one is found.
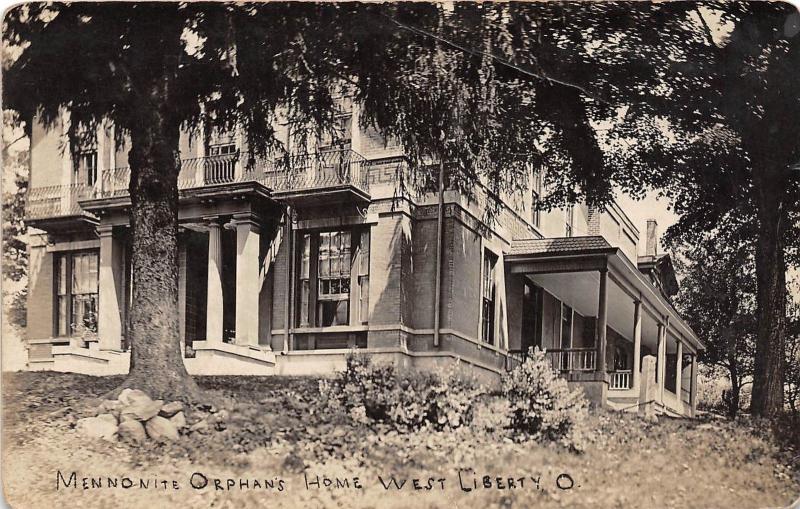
[380,13,611,105]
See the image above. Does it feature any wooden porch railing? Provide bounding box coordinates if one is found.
[545,348,596,372]
[609,370,632,390]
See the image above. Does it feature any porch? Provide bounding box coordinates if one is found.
[505,236,702,417]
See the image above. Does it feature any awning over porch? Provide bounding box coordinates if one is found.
[505,235,703,354]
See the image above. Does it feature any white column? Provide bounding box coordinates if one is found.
[98,225,123,350]
[675,340,683,405]
[205,219,224,343]
[656,322,666,404]
[632,300,642,392]
[596,269,608,373]
[232,214,261,346]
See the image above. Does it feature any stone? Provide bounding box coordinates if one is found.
[118,388,150,406]
[209,409,229,424]
[97,400,122,416]
[170,411,187,429]
[117,420,147,443]
[189,419,210,434]
[121,399,164,422]
[159,401,184,418]
[96,413,118,426]
[145,416,179,442]
[76,416,117,441]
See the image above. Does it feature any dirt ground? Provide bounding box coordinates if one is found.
[2,371,798,509]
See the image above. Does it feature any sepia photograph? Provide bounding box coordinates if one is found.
[1,1,799,507]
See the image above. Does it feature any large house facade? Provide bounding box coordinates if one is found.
[23,101,704,418]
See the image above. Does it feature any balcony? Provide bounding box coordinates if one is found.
[98,149,369,198]
[25,149,370,224]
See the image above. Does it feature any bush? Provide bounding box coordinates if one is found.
[318,353,484,431]
[501,348,589,451]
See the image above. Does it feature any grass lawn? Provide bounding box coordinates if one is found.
[2,371,798,509]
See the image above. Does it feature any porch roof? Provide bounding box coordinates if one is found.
[505,236,705,352]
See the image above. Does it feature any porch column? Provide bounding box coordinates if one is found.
[656,321,666,403]
[233,214,261,346]
[97,225,123,350]
[690,353,698,417]
[596,268,608,373]
[632,299,643,392]
[675,340,683,406]
[205,219,224,343]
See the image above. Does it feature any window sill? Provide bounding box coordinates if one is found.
[292,325,368,334]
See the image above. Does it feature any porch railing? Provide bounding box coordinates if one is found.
[682,387,691,405]
[609,370,632,390]
[545,348,596,372]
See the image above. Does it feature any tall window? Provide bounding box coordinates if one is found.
[74,150,98,186]
[317,230,352,326]
[565,205,575,237]
[531,169,543,228]
[297,228,370,328]
[72,128,98,186]
[56,251,99,336]
[481,250,498,345]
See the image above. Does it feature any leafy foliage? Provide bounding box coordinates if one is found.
[501,348,589,452]
[674,227,757,417]
[318,353,484,432]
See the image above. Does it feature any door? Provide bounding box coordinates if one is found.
[521,280,542,353]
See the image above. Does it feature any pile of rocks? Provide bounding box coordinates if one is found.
[74,388,227,444]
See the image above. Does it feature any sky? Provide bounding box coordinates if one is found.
[615,191,679,256]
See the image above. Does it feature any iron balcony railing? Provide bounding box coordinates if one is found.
[25,183,95,220]
[26,149,370,219]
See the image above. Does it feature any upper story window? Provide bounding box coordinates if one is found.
[208,143,236,156]
[318,113,352,151]
[73,150,98,186]
[481,249,498,346]
[55,251,99,337]
[531,169,543,228]
[565,205,575,237]
[72,128,98,186]
[298,228,370,328]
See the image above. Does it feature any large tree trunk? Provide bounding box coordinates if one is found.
[751,182,787,417]
[113,10,200,401]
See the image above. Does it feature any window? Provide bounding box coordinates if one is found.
[74,150,98,186]
[72,128,98,186]
[560,303,573,349]
[297,228,370,328]
[531,169,543,227]
[55,251,99,337]
[208,143,237,156]
[317,230,351,326]
[319,114,352,151]
[481,250,498,345]
[565,205,574,237]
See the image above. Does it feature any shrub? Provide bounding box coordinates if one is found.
[501,348,589,451]
[318,353,483,431]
